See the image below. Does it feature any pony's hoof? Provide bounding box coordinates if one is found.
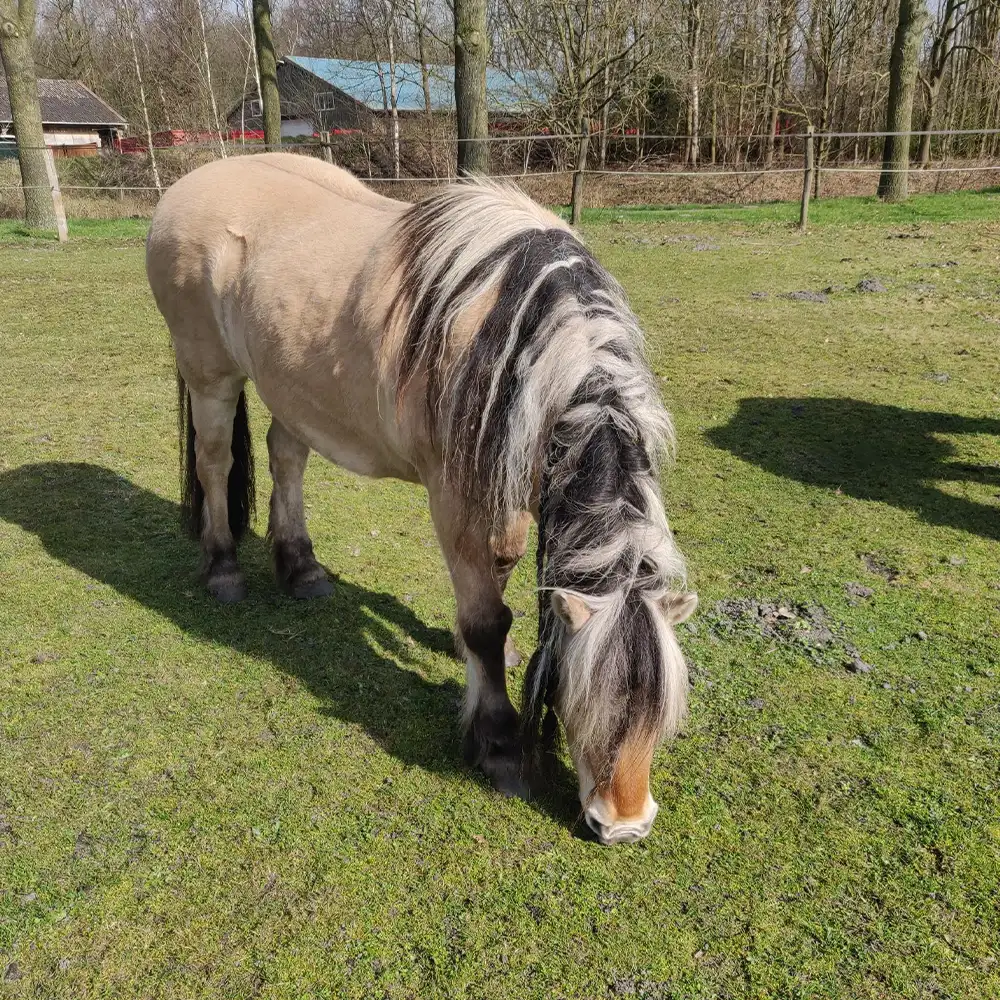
[504,637,522,669]
[291,573,334,600]
[208,575,248,603]
[482,755,528,799]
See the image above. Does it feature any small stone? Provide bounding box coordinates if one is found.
[19,892,37,904]
[882,682,892,690]
[845,582,874,600]
[350,546,361,557]
[963,685,973,694]
[693,242,720,252]
[747,697,765,710]
[370,529,380,538]
[947,555,966,566]
[750,291,769,300]
[30,651,59,664]
[924,372,950,383]
[847,657,874,674]
[4,963,21,982]
[58,958,70,972]
[916,630,929,641]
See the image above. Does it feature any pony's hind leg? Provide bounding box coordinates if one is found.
[430,489,524,798]
[183,375,253,603]
[266,418,334,599]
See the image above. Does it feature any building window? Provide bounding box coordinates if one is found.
[248,98,262,118]
[314,92,338,112]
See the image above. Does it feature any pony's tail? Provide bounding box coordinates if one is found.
[177,372,255,541]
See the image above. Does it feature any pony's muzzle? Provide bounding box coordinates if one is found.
[584,797,659,845]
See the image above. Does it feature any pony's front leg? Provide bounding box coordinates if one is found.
[492,512,532,668]
[430,492,524,797]
[266,418,334,599]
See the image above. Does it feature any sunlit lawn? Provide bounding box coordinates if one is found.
[1,192,998,998]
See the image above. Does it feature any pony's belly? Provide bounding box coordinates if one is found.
[296,421,417,481]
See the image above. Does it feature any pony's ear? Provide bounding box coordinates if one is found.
[661,591,698,625]
[551,591,593,632]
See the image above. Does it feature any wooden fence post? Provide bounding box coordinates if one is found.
[799,126,815,233]
[43,148,68,243]
[320,131,333,165]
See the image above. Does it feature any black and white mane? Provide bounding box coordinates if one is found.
[390,181,688,774]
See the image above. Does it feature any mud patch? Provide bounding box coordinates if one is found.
[862,552,900,582]
[707,597,872,673]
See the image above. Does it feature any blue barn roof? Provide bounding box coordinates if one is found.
[285,56,546,114]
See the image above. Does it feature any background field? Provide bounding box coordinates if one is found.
[1,195,999,998]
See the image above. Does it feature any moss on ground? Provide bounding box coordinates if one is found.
[0,199,998,998]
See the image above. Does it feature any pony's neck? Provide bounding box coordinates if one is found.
[540,411,664,600]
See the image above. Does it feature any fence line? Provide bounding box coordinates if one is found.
[7,125,1000,154]
[2,125,998,226]
[4,159,998,195]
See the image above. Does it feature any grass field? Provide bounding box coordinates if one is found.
[1,193,999,998]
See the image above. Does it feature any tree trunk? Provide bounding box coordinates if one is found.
[252,0,280,150]
[917,83,939,166]
[385,12,400,180]
[686,0,701,167]
[878,0,928,202]
[570,115,589,226]
[454,0,488,175]
[0,2,59,231]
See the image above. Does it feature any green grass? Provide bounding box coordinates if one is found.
[1,205,999,998]
[0,217,150,243]
[574,188,1000,225]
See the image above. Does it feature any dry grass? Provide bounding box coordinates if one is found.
[2,146,999,220]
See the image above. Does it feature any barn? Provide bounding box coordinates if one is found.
[0,76,127,156]
[227,56,544,138]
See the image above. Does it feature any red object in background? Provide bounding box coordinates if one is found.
[115,129,267,153]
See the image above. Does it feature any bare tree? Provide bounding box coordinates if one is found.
[0,0,60,229]
[119,0,161,191]
[195,0,226,156]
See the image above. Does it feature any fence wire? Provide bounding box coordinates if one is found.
[1,126,997,217]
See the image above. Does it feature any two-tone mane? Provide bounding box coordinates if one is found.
[387,181,689,782]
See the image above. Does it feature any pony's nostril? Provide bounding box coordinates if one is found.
[584,810,608,841]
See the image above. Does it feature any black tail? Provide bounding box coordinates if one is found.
[177,372,256,541]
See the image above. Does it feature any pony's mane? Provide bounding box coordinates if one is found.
[388,180,687,768]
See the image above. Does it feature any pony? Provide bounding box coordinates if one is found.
[145,152,697,845]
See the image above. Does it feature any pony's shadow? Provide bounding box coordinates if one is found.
[0,462,580,828]
[708,397,1000,540]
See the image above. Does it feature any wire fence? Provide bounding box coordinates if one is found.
[1,125,998,223]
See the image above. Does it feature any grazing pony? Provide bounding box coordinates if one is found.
[146,153,696,844]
